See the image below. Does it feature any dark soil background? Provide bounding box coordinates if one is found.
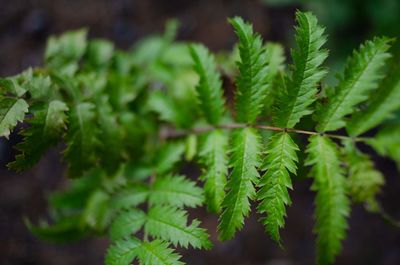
[0,1,399,265]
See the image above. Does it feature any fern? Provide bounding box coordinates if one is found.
[274,11,328,128]
[0,96,29,138]
[367,124,400,169]
[63,102,99,177]
[257,132,299,244]
[198,129,229,213]
[107,237,184,265]
[229,17,269,123]
[145,205,212,249]
[3,10,400,265]
[109,209,146,241]
[149,175,204,208]
[316,37,392,132]
[189,44,225,125]
[347,57,400,136]
[343,140,384,208]
[9,100,68,170]
[306,135,350,265]
[218,128,261,240]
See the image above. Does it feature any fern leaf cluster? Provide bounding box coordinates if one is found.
[306,136,350,265]
[257,132,299,244]
[218,128,261,240]
[317,37,392,132]
[2,9,400,265]
[229,17,269,123]
[274,11,328,128]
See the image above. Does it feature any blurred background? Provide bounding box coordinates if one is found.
[0,0,399,264]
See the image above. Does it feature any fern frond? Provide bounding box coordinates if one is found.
[106,236,142,265]
[9,100,68,171]
[218,128,261,240]
[198,129,229,213]
[0,96,29,138]
[149,175,204,208]
[97,96,123,174]
[110,185,149,211]
[306,135,350,265]
[343,140,384,207]
[145,205,212,249]
[64,102,99,177]
[257,132,299,244]
[228,17,269,123]
[347,57,400,136]
[137,240,183,265]
[106,237,184,265]
[109,209,146,241]
[274,11,328,128]
[154,142,185,174]
[189,44,225,125]
[367,124,400,169]
[316,37,392,132]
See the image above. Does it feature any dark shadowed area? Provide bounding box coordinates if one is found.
[0,0,399,265]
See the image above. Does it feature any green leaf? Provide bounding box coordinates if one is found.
[198,129,228,213]
[189,44,225,125]
[229,17,269,123]
[154,142,185,174]
[97,96,124,174]
[137,240,183,265]
[218,128,261,240]
[149,175,204,208]
[26,75,53,100]
[9,100,68,171]
[109,209,146,241]
[0,97,29,138]
[347,56,400,136]
[306,135,350,265]
[25,215,89,243]
[274,11,328,128]
[106,236,142,265]
[145,205,212,249]
[257,132,299,244]
[63,102,99,177]
[367,124,400,169]
[343,140,384,207]
[81,189,110,230]
[317,37,392,132]
[45,29,88,74]
[110,185,149,211]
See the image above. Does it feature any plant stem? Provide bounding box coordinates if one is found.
[161,123,369,142]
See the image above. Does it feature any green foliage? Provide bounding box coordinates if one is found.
[347,57,400,136]
[274,11,328,128]
[149,175,204,208]
[306,136,350,265]
[145,205,212,249]
[218,128,261,240]
[0,97,29,138]
[189,44,225,125]
[9,100,68,170]
[343,140,384,209]
[198,129,229,213]
[257,132,299,244]
[367,124,400,169]
[316,37,392,132]
[2,10,400,265]
[229,17,269,123]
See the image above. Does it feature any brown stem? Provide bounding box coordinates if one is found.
[161,123,369,142]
